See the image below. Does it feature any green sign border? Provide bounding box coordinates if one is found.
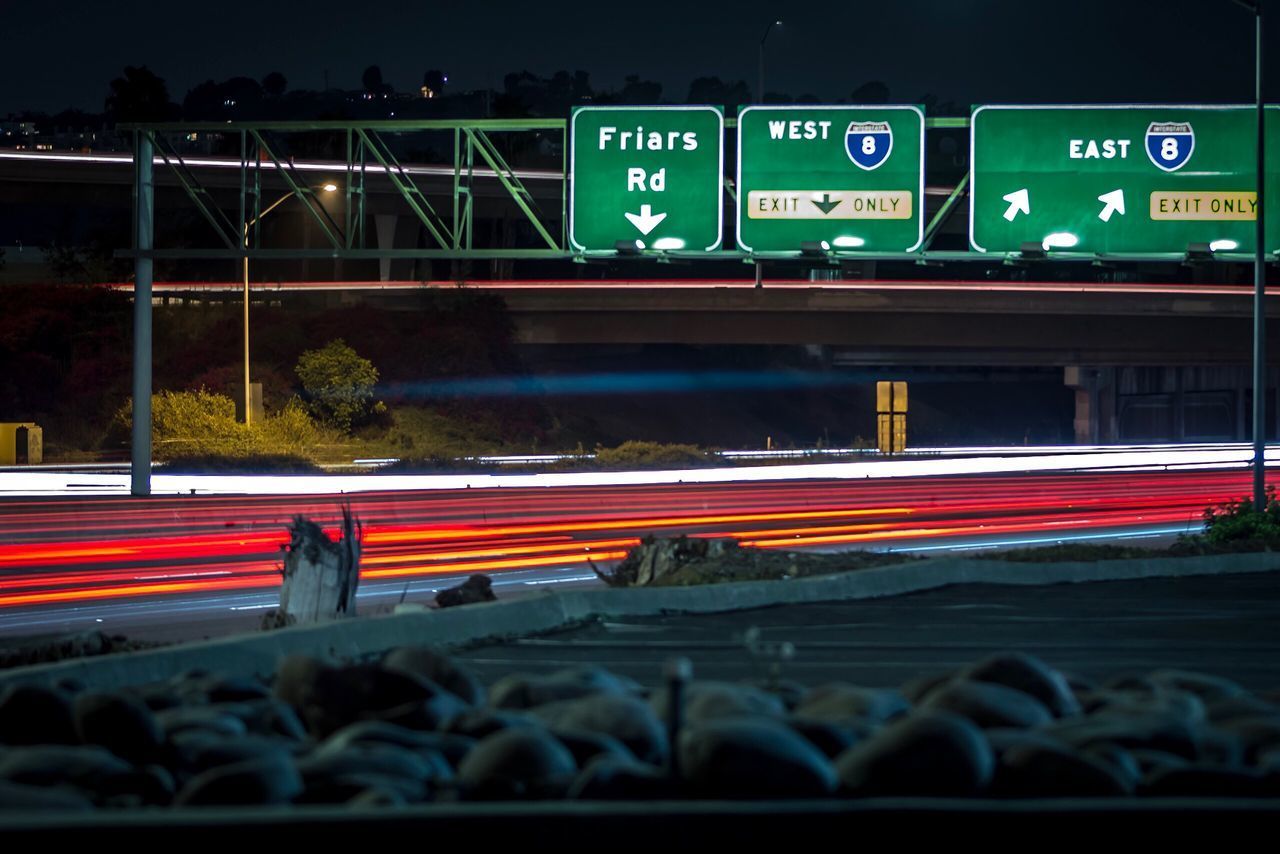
[568,105,725,253]
[735,104,926,254]
[968,103,1266,254]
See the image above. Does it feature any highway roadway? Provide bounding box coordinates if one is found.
[0,448,1275,642]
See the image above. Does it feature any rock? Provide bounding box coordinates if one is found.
[275,658,462,737]
[1206,695,1280,724]
[382,646,484,706]
[445,709,538,740]
[794,684,910,725]
[346,784,410,808]
[169,733,296,776]
[232,699,308,740]
[1044,714,1201,760]
[752,679,807,712]
[490,666,632,710]
[272,655,331,710]
[530,694,667,766]
[959,652,1080,717]
[1084,743,1143,790]
[1218,716,1280,763]
[322,720,475,766]
[175,754,303,806]
[0,684,77,745]
[835,711,994,797]
[73,692,164,763]
[198,675,272,704]
[155,706,248,739]
[993,742,1133,798]
[568,757,676,800]
[900,672,955,704]
[921,679,1053,729]
[1148,669,1245,703]
[1143,764,1280,797]
[1082,688,1205,723]
[0,745,165,802]
[300,742,450,785]
[435,574,496,608]
[679,719,837,799]
[550,728,635,767]
[0,780,94,811]
[650,681,786,724]
[457,728,578,799]
[786,716,867,759]
[297,773,427,805]
[983,727,1067,757]
[1130,749,1190,779]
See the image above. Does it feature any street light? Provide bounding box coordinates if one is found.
[241,182,338,425]
[758,20,782,104]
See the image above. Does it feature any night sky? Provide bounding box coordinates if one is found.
[2,0,1276,115]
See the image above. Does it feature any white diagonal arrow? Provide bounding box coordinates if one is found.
[1097,189,1126,222]
[1002,188,1030,221]
[624,204,667,235]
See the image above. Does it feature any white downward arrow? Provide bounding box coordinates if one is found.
[1002,188,1030,221]
[1097,189,1126,222]
[624,204,667,235]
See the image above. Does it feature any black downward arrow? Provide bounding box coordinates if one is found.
[812,193,840,215]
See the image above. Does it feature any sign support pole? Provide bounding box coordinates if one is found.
[130,132,154,497]
[1252,0,1268,512]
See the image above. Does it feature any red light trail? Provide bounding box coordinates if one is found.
[0,467,1265,613]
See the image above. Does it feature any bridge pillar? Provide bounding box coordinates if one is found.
[1064,366,1116,444]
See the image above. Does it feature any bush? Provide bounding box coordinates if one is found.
[295,339,380,432]
[113,389,324,461]
[590,441,714,470]
[1198,486,1280,547]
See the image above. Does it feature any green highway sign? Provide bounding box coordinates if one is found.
[736,105,925,252]
[569,106,724,252]
[970,104,1280,254]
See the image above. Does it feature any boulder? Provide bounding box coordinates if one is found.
[786,716,866,759]
[530,694,667,766]
[382,646,484,706]
[155,706,248,739]
[921,679,1053,729]
[73,692,164,763]
[568,757,677,800]
[321,720,475,766]
[835,711,994,797]
[0,780,94,811]
[680,719,837,799]
[550,727,635,767]
[175,754,303,806]
[650,681,786,724]
[435,574,496,608]
[794,684,910,726]
[456,728,577,799]
[1044,714,1201,760]
[959,652,1080,717]
[490,666,632,710]
[993,742,1133,798]
[0,684,77,745]
[1143,764,1280,798]
[1148,670,1245,703]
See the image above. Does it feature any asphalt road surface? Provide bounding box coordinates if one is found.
[457,572,1280,691]
[0,464,1271,641]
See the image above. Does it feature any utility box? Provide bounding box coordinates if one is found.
[0,423,43,465]
[875,382,907,455]
[231,383,265,425]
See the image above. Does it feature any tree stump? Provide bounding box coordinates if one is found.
[271,506,361,627]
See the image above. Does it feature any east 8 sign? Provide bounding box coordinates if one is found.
[736,105,925,253]
[970,104,1280,254]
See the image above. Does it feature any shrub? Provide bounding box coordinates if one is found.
[1199,486,1280,547]
[591,441,714,470]
[295,339,380,432]
[114,389,324,461]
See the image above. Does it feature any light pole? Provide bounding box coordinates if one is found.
[241,182,337,425]
[758,20,781,104]
[1234,0,1267,511]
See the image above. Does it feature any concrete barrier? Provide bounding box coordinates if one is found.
[4,550,1279,691]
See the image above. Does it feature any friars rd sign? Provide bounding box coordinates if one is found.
[970,104,1280,254]
[569,106,724,252]
[736,105,925,252]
